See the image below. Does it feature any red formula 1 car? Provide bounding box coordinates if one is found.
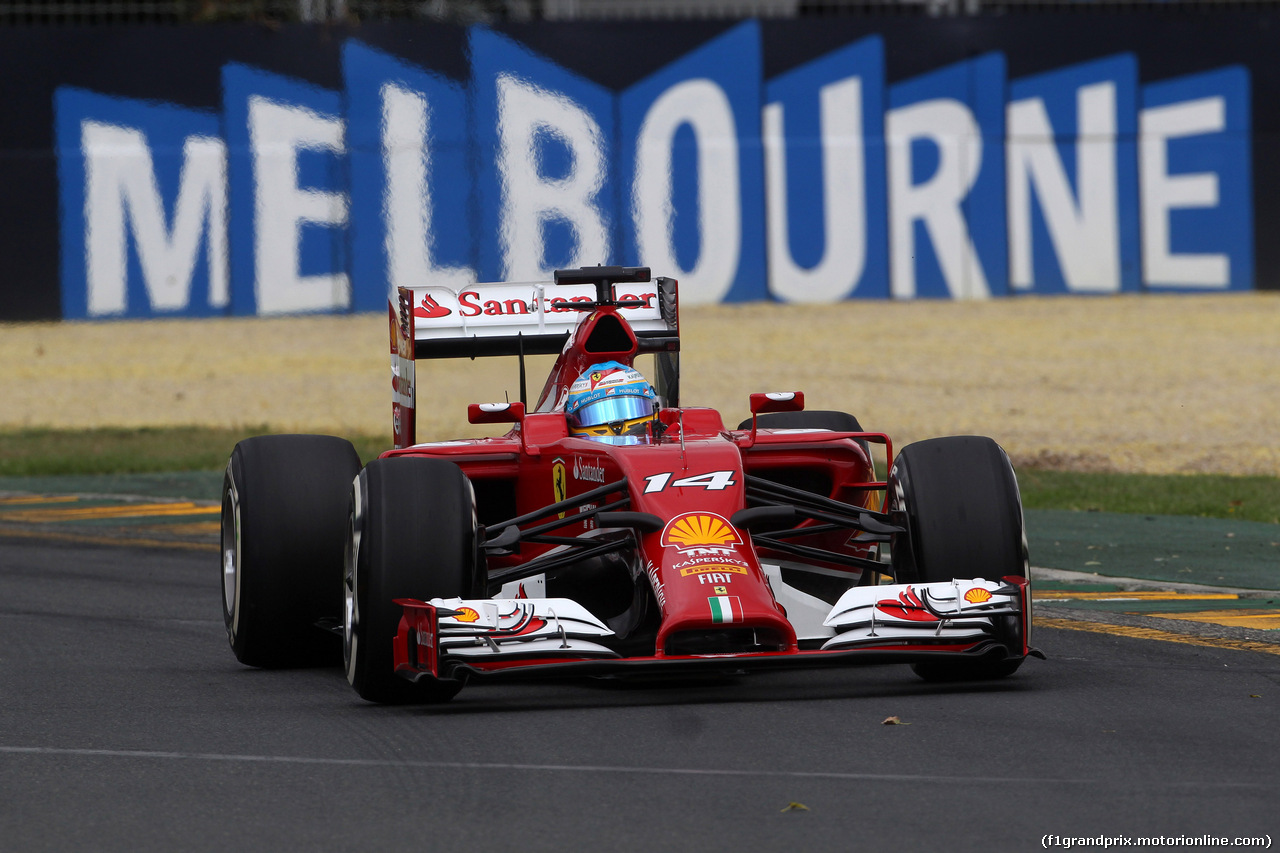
[220,266,1039,703]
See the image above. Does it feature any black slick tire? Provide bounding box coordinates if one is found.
[221,434,362,668]
[737,410,870,457]
[738,410,865,434]
[344,457,479,704]
[887,435,1029,681]
[738,408,874,480]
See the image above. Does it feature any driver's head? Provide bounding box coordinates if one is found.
[565,361,658,445]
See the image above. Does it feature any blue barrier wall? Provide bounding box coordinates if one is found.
[0,14,1272,320]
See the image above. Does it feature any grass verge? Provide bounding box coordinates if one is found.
[1016,469,1279,525]
[0,427,391,476]
[1,427,1276,524]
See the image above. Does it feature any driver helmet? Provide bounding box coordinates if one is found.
[565,361,658,445]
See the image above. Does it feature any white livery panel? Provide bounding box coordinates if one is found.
[408,281,667,341]
[431,597,618,659]
[821,579,1023,651]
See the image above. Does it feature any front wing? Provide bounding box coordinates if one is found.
[393,577,1035,683]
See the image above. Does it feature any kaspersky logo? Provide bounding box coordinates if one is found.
[661,513,741,554]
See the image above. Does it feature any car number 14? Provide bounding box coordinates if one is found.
[642,471,737,493]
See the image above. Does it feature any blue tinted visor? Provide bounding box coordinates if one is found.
[587,434,647,446]
[567,394,655,430]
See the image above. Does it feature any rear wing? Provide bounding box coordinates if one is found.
[391,272,680,448]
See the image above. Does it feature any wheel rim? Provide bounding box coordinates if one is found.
[343,483,363,685]
[220,464,241,636]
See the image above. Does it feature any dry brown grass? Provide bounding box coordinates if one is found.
[2,292,1276,476]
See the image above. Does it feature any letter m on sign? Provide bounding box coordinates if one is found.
[55,88,227,318]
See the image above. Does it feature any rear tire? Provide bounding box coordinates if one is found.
[221,434,362,668]
[887,436,1029,681]
[737,410,865,434]
[344,457,479,704]
[737,410,870,459]
[741,409,878,588]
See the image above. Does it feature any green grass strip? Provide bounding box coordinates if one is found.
[1017,469,1279,525]
[1,427,1276,524]
[0,427,390,477]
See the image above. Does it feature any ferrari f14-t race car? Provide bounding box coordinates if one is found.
[221,266,1040,703]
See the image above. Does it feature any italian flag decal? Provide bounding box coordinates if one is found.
[708,595,744,624]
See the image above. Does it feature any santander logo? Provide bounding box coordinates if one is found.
[875,587,939,622]
[413,288,658,323]
[573,456,607,483]
[415,294,452,319]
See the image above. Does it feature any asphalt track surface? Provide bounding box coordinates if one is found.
[2,532,1278,852]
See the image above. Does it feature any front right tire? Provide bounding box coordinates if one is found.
[221,434,361,668]
[344,457,480,704]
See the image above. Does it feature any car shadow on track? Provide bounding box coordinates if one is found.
[219,650,1046,717]
[343,667,1042,717]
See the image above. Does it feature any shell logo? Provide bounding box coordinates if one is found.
[451,606,480,623]
[963,588,993,604]
[661,513,741,551]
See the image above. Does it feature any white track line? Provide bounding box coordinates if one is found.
[0,745,1089,785]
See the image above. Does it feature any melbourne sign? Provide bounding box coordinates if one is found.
[53,22,1252,319]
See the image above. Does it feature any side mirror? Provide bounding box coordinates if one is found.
[749,391,805,416]
[468,401,526,425]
